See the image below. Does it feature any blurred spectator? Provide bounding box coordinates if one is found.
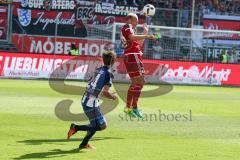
[217,50,225,63]
[74,20,87,37]
[0,27,6,40]
[69,44,79,56]
[158,0,165,8]
[116,0,127,5]
[152,40,163,59]
[102,0,117,3]
[220,50,228,63]
[232,47,238,63]
[227,47,238,64]
[43,0,51,11]
[227,50,235,63]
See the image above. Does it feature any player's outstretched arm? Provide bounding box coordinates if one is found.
[101,85,117,100]
[142,23,149,35]
[129,34,156,41]
[139,23,149,46]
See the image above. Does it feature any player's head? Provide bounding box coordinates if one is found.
[102,50,116,67]
[126,13,138,27]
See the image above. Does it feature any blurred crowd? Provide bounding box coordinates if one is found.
[197,0,240,15]
[218,47,238,64]
[101,0,240,15]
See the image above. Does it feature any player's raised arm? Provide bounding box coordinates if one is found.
[124,13,156,42]
[129,34,156,41]
[138,23,149,46]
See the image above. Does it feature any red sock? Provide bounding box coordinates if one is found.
[132,84,143,108]
[126,84,135,108]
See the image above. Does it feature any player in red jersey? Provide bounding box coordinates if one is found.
[120,13,156,118]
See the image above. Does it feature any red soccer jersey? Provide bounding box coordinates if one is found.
[120,24,142,55]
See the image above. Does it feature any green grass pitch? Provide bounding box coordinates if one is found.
[0,79,240,160]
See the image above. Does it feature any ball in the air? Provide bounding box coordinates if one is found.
[143,4,156,16]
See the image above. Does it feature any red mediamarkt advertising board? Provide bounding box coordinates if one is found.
[0,52,240,86]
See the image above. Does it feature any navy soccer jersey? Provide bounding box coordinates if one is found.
[82,66,113,107]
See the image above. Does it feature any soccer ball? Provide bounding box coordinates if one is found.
[143,4,156,16]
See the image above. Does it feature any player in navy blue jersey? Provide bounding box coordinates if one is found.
[67,51,117,150]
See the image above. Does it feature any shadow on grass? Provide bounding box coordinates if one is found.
[17,137,123,145]
[13,148,82,159]
[14,137,124,159]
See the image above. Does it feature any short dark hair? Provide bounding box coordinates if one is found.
[102,51,115,65]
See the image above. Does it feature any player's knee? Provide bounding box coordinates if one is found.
[138,76,145,85]
[131,76,145,85]
[140,78,145,85]
[99,123,107,130]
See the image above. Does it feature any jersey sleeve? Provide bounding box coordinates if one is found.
[104,72,113,87]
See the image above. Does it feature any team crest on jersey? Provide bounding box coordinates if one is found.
[17,9,31,27]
